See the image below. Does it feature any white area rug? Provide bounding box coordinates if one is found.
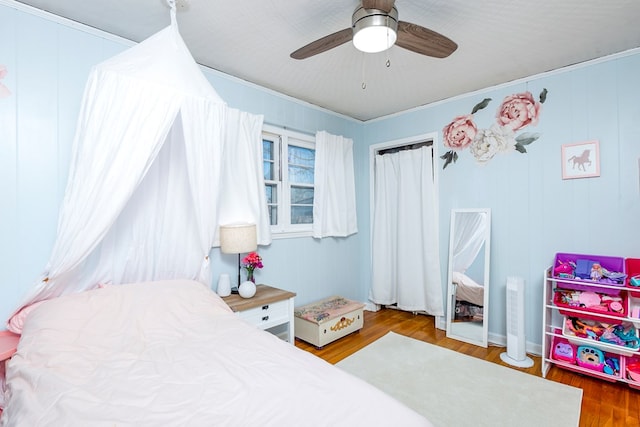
[336,332,582,427]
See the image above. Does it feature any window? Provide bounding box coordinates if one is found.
[262,125,315,236]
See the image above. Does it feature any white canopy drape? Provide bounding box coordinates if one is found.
[312,131,358,238]
[9,20,268,321]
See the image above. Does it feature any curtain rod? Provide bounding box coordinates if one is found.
[263,122,315,138]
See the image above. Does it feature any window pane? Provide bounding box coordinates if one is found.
[268,205,277,226]
[263,139,274,159]
[290,186,313,205]
[263,139,275,180]
[265,184,276,204]
[291,206,313,224]
[263,161,274,181]
[289,165,314,184]
[288,145,314,167]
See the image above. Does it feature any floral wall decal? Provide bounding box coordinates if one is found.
[441,88,548,169]
[0,64,11,98]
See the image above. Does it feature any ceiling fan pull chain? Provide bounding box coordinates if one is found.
[361,53,367,90]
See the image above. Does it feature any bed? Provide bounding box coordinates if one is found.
[452,271,484,321]
[0,279,430,426]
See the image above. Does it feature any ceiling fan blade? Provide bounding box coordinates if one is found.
[362,0,396,13]
[290,28,353,60]
[396,21,457,58]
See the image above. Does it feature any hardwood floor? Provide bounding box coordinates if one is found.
[295,308,640,427]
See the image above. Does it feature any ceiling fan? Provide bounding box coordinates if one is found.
[290,0,457,60]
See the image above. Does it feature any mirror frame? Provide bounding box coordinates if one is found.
[445,208,491,347]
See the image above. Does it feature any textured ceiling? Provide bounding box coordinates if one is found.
[12,0,640,121]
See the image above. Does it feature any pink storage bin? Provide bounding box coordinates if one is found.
[625,354,640,387]
[625,258,640,297]
[553,288,626,323]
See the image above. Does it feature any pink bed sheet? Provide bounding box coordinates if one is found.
[0,280,430,426]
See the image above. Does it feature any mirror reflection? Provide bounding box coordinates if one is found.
[445,208,491,347]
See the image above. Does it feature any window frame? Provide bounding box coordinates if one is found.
[262,124,316,238]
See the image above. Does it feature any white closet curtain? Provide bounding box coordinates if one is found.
[312,131,358,238]
[451,212,488,274]
[369,146,443,315]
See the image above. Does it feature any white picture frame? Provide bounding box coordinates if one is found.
[562,140,600,180]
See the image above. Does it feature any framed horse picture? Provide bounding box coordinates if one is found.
[562,140,600,179]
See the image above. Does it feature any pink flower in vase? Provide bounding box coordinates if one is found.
[242,252,263,283]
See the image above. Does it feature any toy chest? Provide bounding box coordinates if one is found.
[294,296,365,348]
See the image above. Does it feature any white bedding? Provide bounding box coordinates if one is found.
[452,271,484,307]
[1,280,430,426]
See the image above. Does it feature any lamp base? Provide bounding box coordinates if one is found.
[231,287,239,294]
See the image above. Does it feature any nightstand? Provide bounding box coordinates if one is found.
[222,284,296,343]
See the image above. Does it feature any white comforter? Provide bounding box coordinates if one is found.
[1,280,430,426]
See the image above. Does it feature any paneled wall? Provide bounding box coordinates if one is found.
[359,52,640,350]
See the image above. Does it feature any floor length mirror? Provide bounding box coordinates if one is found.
[445,208,491,347]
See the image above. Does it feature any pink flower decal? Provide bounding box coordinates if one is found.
[496,91,541,131]
[0,64,10,98]
[443,115,477,150]
[441,89,547,169]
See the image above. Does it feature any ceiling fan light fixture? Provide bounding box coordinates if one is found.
[352,7,398,53]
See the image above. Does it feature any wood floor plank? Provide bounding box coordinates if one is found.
[295,308,639,427]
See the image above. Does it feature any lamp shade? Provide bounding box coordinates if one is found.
[219,223,257,254]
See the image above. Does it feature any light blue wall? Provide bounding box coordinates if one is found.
[2,2,640,350]
[359,52,640,347]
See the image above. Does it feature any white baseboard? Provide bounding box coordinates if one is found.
[489,332,542,356]
[363,303,542,356]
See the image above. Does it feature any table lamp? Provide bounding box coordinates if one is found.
[219,223,257,290]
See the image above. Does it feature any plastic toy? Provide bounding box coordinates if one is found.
[553,342,575,363]
[554,261,575,277]
[576,346,605,371]
[627,362,640,382]
[590,263,603,281]
[603,357,620,376]
[631,276,640,287]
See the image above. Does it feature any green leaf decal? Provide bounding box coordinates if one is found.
[539,88,548,103]
[514,143,527,153]
[515,132,540,146]
[471,98,492,114]
[441,150,457,169]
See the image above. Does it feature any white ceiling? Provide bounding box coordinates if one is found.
[13,0,640,121]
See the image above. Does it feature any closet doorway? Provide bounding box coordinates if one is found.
[368,133,443,315]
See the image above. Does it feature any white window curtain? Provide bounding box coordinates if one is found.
[369,146,443,315]
[216,108,271,246]
[312,131,358,238]
[451,212,488,274]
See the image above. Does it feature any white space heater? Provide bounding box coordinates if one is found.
[500,276,534,368]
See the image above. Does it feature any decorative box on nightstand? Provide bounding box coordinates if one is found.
[222,284,296,344]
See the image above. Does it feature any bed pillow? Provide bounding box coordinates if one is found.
[6,301,46,334]
[452,271,482,288]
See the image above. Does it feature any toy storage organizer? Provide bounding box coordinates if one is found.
[542,253,640,389]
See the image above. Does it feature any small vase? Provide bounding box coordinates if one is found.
[247,269,255,283]
[217,273,231,297]
[239,280,256,298]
